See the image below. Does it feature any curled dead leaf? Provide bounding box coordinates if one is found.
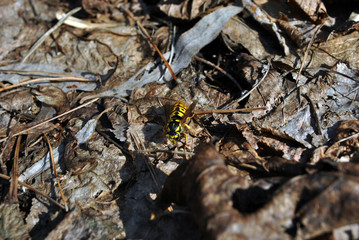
[32,85,69,113]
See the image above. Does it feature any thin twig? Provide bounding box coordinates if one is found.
[22,7,82,63]
[337,132,359,144]
[0,173,65,210]
[194,107,266,115]
[0,76,93,93]
[0,69,88,77]
[9,135,22,203]
[194,55,243,92]
[159,25,176,82]
[121,7,178,82]
[0,98,99,143]
[44,134,68,211]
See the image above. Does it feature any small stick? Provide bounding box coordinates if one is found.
[121,7,178,81]
[337,132,359,144]
[194,55,243,92]
[0,69,90,77]
[9,135,22,203]
[0,173,65,210]
[0,76,94,93]
[44,134,68,211]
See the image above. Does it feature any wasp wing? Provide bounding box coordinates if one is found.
[180,100,198,125]
[157,97,179,124]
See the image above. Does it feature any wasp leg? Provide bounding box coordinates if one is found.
[185,113,194,122]
[182,132,188,146]
[184,123,196,135]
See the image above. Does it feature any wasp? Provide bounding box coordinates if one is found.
[165,101,197,144]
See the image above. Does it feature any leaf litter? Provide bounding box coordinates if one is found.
[1,0,359,239]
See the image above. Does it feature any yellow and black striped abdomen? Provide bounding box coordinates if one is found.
[166,102,187,141]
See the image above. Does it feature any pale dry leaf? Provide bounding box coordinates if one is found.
[97,5,243,99]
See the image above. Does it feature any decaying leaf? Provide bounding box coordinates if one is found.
[32,85,69,113]
[288,0,328,23]
[242,0,290,55]
[310,120,359,163]
[159,142,359,239]
[158,142,251,239]
[158,0,227,20]
[221,16,271,59]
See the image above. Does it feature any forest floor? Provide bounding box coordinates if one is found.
[1,0,359,239]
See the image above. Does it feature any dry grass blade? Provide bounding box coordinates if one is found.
[0,76,94,93]
[44,134,68,212]
[194,107,266,115]
[336,132,359,144]
[0,98,99,143]
[21,7,82,63]
[121,7,178,82]
[56,9,120,29]
[9,135,21,203]
[0,173,65,210]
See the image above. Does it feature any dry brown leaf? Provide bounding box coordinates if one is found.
[32,85,69,113]
[159,143,359,239]
[81,0,113,16]
[0,89,35,113]
[158,0,226,20]
[221,16,271,59]
[236,123,306,162]
[288,0,328,23]
[310,120,359,163]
